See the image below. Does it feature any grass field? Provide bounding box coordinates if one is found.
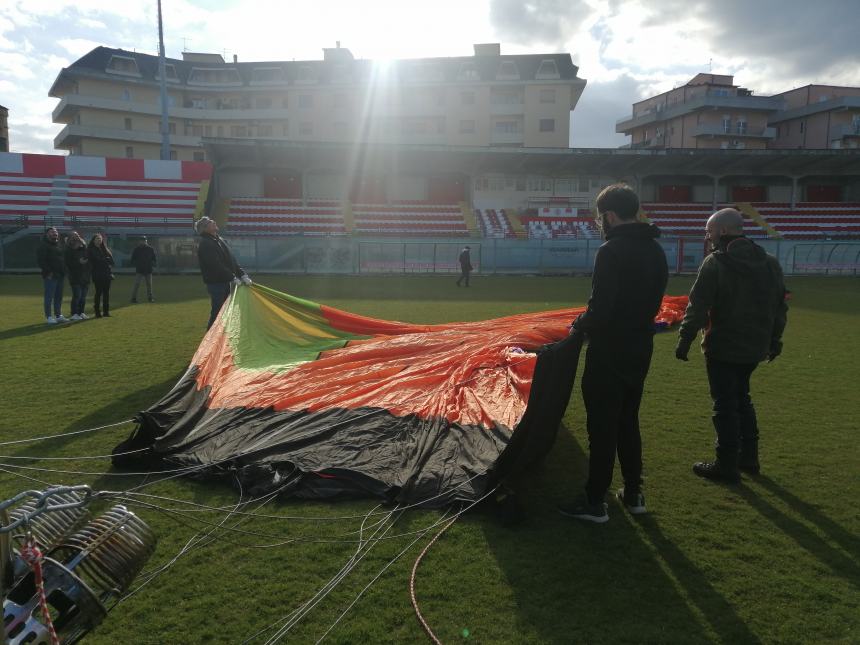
[1,273,858,644]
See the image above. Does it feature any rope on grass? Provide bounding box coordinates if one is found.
[410,513,462,645]
[0,418,134,447]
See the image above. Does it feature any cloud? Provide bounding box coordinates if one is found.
[57,38,107,57]
[570,74,644,147]
[489,0,596,47]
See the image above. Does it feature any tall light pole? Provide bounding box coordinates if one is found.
[157,0,171,160]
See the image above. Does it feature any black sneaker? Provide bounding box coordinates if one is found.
[557,497,608,524]
[693,461,740,484]
[616,488,647,515]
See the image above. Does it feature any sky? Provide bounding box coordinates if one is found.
[1,0,858,154]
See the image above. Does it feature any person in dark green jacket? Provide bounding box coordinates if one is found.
[675,208,788,483]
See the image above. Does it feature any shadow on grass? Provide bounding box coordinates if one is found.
[736,480,860,585]
[479,427,760,644]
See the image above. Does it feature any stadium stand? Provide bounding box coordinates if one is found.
[641,203,767,238]
[518,206,599,239]
[752,202,860,239]
[475,208,517,238]
[226,198,347,235]
[0,152,211,233]
[352,202,468,236]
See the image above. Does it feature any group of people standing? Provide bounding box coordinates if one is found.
[558,184,788,524]
[36,228,157,324]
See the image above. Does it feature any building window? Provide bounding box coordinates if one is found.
[535,59,560,79]
[800,121,805,134]
[257,124,273,136]
[298,94,313,108]
[300,122,313,135]
[493,120,519,133]
[169,150,178,160]
[539,118,555,132]
[461,91,475,106]
[193,151,205,162]
[457,63,480,81]
[737,119,747,135]
[121,88,131,101]
[124,117,132,130]
[252,67,282,83]
[125,146,134,158]
[497,61,519,80]
[296,65,315,83]
[722,115,731,133]
[204,125,212,137]
[230,125,247,137]
[169,122,176,135]
[282,123,289,136]
[459,119,476,134]
[539,89,556,104]
[255,97,273,109]
[217,125,224,137]
[192,125,204,136]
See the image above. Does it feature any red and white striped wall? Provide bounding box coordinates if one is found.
[0,152,211,182]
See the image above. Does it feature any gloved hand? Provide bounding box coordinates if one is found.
[241,274,253,286]
[767,340,782,363]
[675,338,692,361]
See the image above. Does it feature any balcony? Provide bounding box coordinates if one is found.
[616,94,784,132]
[692,124,776,139]
[630,133,665,149]
[829,123,860,140]
[54,124,200,149]
[491,102,525,116]
[490,130,524,145]
[53,94,290,124]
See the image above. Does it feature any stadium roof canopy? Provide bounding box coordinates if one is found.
[203,138,860,178]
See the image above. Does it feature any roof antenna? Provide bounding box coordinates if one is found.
[182,36,191,52]
[709,58,713,72]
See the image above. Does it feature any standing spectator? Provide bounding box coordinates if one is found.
[36,227,68,325]
[64,231,91,320]
[130,236,157,303]
[196,217,251,330]
[88,233,115,318]
[558,184,668,523]
[456,245,473,287]
[675,208,788,483]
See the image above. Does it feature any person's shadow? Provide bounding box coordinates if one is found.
[474,425,761,644]
[736,476,859,585]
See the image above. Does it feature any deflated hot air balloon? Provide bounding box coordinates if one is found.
[113,285,687,506]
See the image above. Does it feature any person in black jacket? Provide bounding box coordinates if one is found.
[36,227,69,324]
[456,246,473,287]
[676,208,788,483]
[195,217,252,329]
[64,231,91,320]
[558,184,668,523]
[88,233,114,318]
[130,236,157,303]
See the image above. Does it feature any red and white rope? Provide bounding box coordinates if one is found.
[20,536,61,645]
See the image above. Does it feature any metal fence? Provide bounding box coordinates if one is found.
[2,233,859,276]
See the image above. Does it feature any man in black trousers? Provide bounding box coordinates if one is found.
[559,184,668,523]
[675,208,787,483]
[196,217,252,330]
[456,245,473,287]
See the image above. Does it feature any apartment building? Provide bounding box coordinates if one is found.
[49,43,586,161]
[768,85,860,150]
[615,74,782,150]
[0,105,8,152]
[617,74,860,150]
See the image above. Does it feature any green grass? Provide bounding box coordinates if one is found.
[1,274,858,644]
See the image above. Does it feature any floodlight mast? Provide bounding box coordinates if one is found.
[157,0,171,160]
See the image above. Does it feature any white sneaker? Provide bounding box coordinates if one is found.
[46,316,58,325]
[70,314,82,321]
[79,313,89,320]
[56,314,69,322]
